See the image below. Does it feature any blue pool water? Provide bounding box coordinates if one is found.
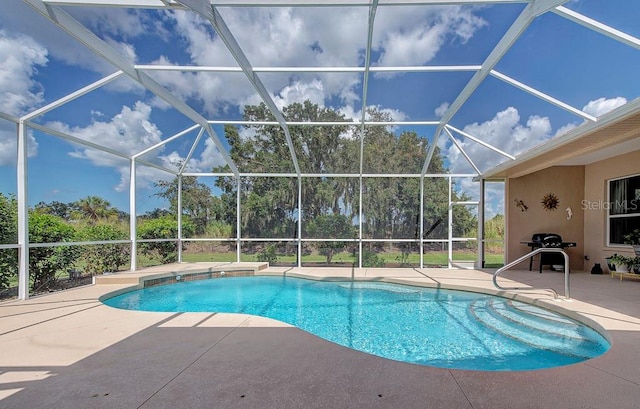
[103,276,609,371]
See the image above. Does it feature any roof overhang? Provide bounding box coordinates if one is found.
[480,98,640,180]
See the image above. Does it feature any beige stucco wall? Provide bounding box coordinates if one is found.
[506,166,585,271]
[505,150,640,271]
[584,150,640,271]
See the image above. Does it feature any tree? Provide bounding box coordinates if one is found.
[213,101,477,262]
[34,201,73,220]
[73,196,117,223]
[35,199,127,223]
[215,102,355,235]
[154,176,215,235]
[306,214,355,263]
[0,193,18,289]
[484,213,505,253]
[142,207,172,219]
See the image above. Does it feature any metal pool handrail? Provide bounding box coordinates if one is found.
[493,248,570,300]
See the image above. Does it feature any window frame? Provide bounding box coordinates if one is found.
[607,173,640,246]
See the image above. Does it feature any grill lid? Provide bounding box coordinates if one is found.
[531,233,563,243]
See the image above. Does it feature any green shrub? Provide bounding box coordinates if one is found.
[0,194,18,289]
[78,223,130,274]
[29,212,78,291]
[0,248,17,290]
[362,249,384,267]
[257,244,279,264]
[137,217,195,264]
[204,220,233,238]
[395,243,412,266]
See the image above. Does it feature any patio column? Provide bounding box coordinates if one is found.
[448,176,453,269]
[478,179,485,269]
[419,177,424,269]
[177,175,183,263]
[17,120,29,300]
[129,158,137,271]
[297,176,302,268]
[236,176,241,263]
[358,174,363,269]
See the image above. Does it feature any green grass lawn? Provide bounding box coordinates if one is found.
[182,250,504,266]
[4,250,503,290]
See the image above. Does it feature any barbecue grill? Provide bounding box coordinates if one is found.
[523,233,576,273]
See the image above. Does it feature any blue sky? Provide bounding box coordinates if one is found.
[0,0,639,215]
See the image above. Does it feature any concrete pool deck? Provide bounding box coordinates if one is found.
[1,263,640,408]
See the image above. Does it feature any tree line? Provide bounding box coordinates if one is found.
[157,102,476,241]
[0,193,189,292]
[0,101,488,291]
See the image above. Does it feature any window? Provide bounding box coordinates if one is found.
[608,174,640,245]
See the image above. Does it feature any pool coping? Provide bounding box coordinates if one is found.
[96,264,623,342]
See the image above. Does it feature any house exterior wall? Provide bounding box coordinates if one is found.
[506,166,585,271]
[584,150,640,271]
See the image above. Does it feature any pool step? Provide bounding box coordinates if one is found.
[488,300,589,342]
[506,300,579,327]
[468,299,597,359]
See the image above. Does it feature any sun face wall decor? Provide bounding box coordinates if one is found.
[541,193,559,211]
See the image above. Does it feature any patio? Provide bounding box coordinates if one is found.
[1,265,640,409]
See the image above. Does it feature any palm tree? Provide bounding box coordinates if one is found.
[75,196,114,223]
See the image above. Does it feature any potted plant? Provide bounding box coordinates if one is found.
[633,257,640,274]
[623,229,640,255]
[609,254,634,273]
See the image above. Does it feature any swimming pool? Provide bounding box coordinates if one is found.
[103,276,609,371]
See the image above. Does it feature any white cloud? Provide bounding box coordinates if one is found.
[158,6,487,114]
[60,101,163,162]
[45,101,171,190]
[157,8,368,114]
[551,96,628,138]
[0,1,131,78]
[376,22,447,67]
[2,2,488,121]
[49,99,228,177]
[374,106,408,123]
[337,105,360,123]
[435,102,450,118]
[273,80,326,110]
[483,181,505,218]
[554,122,579,137]
[69,7,149,39]
[182,138,226,172]
[445,96,631,174]
[337,104,408,137]
[0,127,17,166]
[582,97,627,117]
[444,107,552,173]
[0,126,38,166]
[0,30,48,117]
[0,30,45,165]
[211,7,368,69]
[338,105,407,123]
[374,6,487,68]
